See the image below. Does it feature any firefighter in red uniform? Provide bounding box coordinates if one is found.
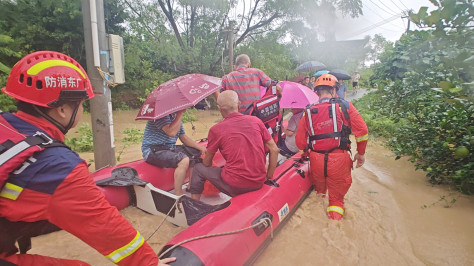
[296,74,368,220]
[0,51,175,265]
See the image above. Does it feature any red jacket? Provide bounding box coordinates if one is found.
[296,98,368,154]
[0,111,158,265]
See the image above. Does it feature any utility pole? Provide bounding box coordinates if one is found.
[402,10,412,32]
[227,21,236,73]
[82,0,116,170]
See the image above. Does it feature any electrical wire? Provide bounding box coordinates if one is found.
[344,13,403,39]
[397,0,409,10]
[389,0,408,14]
[96,67,119,87]
[362,0,388,21]
[365,0,398,16]
[362,3,405,31]
[376,0,402,16]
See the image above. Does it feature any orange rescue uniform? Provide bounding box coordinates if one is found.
[295,98,368,220]
[0,112,158,265]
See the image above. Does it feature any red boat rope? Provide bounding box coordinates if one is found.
[159,217,274,259]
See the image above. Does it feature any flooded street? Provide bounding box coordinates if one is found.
[31,109,474,265]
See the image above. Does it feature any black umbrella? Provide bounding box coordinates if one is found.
[329,69,351,80]
[296,61,326,73]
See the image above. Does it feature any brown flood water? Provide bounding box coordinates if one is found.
[30,109,474,265]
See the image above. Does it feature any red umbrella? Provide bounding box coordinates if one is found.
[136,74,221,120]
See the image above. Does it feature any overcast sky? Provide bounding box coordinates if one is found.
[335,0,436,42]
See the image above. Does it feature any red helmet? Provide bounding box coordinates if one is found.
[314,73,338,89]
[2,51,94,107]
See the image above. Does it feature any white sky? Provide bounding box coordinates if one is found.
[335,0,436,42]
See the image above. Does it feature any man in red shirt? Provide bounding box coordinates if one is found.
[221,54,281,113]
[189,90,279,200]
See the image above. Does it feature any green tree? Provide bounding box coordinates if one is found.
[366,34,392,65]
[119,0,363,75]
[236,32,298,80]
[0,0,85,65]
[359,0,473,193]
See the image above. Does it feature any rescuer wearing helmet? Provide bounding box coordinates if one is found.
[0,51,175,265]
[295,74,368,220]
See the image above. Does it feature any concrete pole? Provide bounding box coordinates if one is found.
[227,21,235,73]
[82,0,116,170]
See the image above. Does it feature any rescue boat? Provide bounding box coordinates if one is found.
[91,140,313,265]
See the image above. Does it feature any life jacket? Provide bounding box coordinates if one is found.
[0,112,67,255]
[304,98,352,177]
[244,94,282,141]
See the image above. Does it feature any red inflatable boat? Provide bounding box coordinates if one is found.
[92,141,313,265]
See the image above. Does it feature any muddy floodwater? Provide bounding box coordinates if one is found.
[30,109,474,265]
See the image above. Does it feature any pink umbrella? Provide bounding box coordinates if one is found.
[136,74,221,120]
[260,81,319,108]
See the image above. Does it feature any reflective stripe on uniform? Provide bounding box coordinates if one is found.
[106,231,145,263]
[355,134,369,142]
[327,206,344,215]
[306,108,316,146]
[0,182,23,200]
[0,141,30,166]
[256,95,278,107]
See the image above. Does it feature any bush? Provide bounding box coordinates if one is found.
[358,65,473,194]
[0,94,16,112]
[65,123,93,152]
[182,108,197,123]
[116,127,144,162]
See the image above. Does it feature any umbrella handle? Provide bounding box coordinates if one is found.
[185,110,196,130]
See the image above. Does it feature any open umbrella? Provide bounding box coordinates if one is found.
[329,69,351,80]
[313,70,330,78]
[260,81,319,108]
[136,74,221,120]
[296,61,326,73]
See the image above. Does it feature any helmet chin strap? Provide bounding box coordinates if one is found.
[33,102,81,135]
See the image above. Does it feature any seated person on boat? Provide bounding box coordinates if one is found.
[189,90,279,200]
[141,109,206,196]
[278,108,303,156]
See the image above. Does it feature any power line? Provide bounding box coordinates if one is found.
[363,0,393,21]
[396,0,409,10]
[376,0,403,15]
[359,15,403,32]
[343,13,403,39]
[388,0,407,14]
[362,0,403,29]
[366,0,399,16]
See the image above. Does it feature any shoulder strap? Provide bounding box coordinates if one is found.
[1,129,69,167]
[1,114,69,177]
[333,98,350,120]
[242,102,254,115]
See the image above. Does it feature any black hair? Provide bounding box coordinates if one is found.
[314,85,336,94]
[17,101,50,117]
[16,100,80,117]
[16,100,82,134]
